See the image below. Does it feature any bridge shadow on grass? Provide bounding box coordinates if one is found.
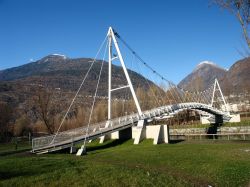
[0,148,31,156]
[206,123,221,139]
[169,140,185,144]
[86,139,131,152]
[0,171,33,180]
[45,139,131,154]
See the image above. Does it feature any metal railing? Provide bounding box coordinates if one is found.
[170,133,250,141]
[32,113,141,151]
[32,102,232,151]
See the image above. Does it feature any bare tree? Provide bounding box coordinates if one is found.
[32,87,58,134]
[93,100,107,123]
[0,102,13,142]
[213,0,250,49]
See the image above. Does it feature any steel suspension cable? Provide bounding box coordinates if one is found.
[50,35,107,144]
[82,40,108,148]
[134,56,162,109]
[161,81,173,105]
[115,31,185,105]
[115,29,218,108]
[149,70,167,106]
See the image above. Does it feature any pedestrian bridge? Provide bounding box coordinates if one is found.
[32,27,240,155]
[32,102,235,154]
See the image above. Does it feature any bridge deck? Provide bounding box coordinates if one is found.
[32,102,231,154]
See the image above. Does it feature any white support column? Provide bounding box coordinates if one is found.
[211,79,216,107]
[152,125,169,144]
[133,120,145,144]
[99,121,111,143]
[211,78,229,112]
[108,30,112,120]
[76,145,87,156]
[215,79,228,112]
[99,27,144,144]
[109,27,142,116]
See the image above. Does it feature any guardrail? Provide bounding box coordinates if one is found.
[32,113,142,151]
[170,133,250,141]
[32,102,232,152]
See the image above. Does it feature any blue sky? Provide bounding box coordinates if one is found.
[0,0,246,83]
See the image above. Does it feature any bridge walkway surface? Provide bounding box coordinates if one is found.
[32,102,231,154]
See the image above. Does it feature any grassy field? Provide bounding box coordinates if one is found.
[0,140,31,156]
[1,139,250,187]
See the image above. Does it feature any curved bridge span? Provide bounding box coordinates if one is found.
[32,102,231,154]
[31,27,240,155]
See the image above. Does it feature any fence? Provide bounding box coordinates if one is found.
[170,133,250,141]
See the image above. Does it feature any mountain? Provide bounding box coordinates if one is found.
[0,54,152,93]
[220,57,250,94]
[178,61,227,91]
[178,58,250,96]
[0,54,154,120]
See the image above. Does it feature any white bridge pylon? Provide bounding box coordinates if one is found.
[107,27,142,119]
[31,27,239,155]
[211,78,229,113]
[100,27,144,144]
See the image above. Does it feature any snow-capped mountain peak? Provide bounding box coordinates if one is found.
[51,54,67,59]
[197,60,216,66]
[178,60,227,91]
[193,60,225,72]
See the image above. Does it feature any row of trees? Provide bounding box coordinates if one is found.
[2,85,245,142]
[1,83,200,142]
[2,76,238,142]
[28,85,202,135]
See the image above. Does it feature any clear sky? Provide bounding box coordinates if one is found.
[0,0,246,83]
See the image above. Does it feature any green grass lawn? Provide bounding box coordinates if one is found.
[1,139,250,187]
[0,140,31,156]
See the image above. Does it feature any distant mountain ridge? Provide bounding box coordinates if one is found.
[178,58,250,95]
[0,54,94,81]
[0,54,151,93]
[0,54,155,121]
[178,61,227,91]
[193,61,226,72]
[220,57,250,94]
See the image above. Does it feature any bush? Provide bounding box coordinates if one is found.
[14,116,31,137]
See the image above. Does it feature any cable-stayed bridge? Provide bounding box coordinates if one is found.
[32,27,240,155]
